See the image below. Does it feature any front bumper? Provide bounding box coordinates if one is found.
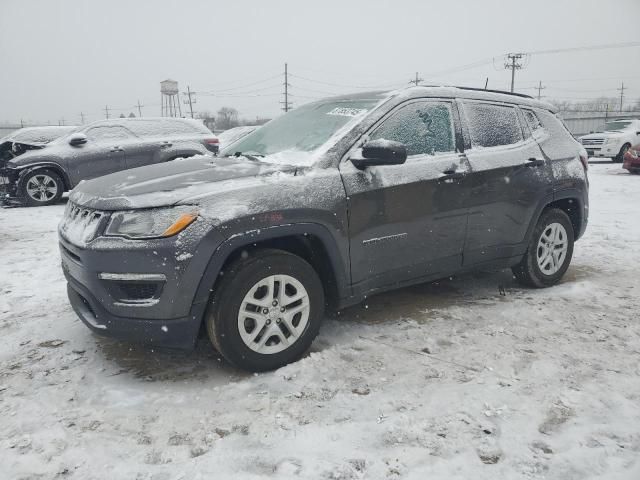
[59,218,225,349]
[0,168,19,202]
[582,144,618,158]
[66,276,201,349]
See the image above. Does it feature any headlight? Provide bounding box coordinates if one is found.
[605,138,617,145]
[105,207,198,239]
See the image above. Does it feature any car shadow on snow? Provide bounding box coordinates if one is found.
[93,335,252,383]
[87,265,590,379]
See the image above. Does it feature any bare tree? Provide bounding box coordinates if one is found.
[217,107,239,130]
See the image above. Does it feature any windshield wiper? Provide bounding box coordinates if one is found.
[230,151,265,162]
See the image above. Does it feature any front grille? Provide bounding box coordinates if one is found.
[581,138,604,146]
[59,202,105,244]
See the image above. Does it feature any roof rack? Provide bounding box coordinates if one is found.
[454,86,534,99]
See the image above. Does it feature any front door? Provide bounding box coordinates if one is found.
[340,99,470,293]
[460,100,553,265]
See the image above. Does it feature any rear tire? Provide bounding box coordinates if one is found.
[205,248,325,372]
[19,169,64,206]
[512,208,574,288]
[613,143,630,163]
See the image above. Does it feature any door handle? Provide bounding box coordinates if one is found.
[160,142,173,149]
[438,170,466,183]
[109,146,123,153]
[525,158,545,167]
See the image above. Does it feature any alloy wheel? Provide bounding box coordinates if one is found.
[237,274,310,354]
[26,174,58,202]
[536,222,568,275]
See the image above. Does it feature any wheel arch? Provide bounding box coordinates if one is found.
[17,162,72,191]
[190,223,351,324]
[525,190,586,246]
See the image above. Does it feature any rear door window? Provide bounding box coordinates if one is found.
[463,102,523,148]
[369,101,456,156]
[85,126,134,143]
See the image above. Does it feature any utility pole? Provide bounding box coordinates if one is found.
[536,80,546,100]
[504,53,525,93]
[59,118,66,126]
[80,112,86,124]
[484,77,489,90]
[409,72,423,86]
[281,62,292,112]
[136,100,143,117]
[104,105,110,119]
[20,119,24,128]
[183,87,196,118]
[617,81,625,112]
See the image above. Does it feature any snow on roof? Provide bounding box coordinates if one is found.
[1,126,77,145]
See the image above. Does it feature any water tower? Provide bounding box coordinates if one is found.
[160,79,182,117]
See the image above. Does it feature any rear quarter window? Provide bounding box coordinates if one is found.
[534,109,576,142]
[463,102,523,148]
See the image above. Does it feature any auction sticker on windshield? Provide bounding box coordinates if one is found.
[326,107,368,117]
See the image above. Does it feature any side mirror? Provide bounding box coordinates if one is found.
[68,133,87,147]
[350,139,407,169]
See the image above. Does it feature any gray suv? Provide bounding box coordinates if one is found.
[58,86,589,371]
[1,117,218,206]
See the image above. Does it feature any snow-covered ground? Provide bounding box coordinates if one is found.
[1,163,639,479]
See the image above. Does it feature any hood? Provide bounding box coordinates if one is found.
[580,132,624,140]
[5,143,67,167]
[69,155,298,210]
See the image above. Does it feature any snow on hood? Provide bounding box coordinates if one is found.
[69,155,298,210]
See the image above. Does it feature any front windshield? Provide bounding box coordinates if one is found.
[605,121,632,131]
[221,98,379,165]
[49,125,85,144]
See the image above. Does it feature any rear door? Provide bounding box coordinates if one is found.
[68,126,130,182]
[460,100,553,265]
[340,99,471,292]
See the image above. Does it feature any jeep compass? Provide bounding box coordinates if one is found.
[58,86,589,371]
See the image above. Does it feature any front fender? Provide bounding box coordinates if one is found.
[7,160,71,191]
[155,143,209,163]
[190,222,351,308]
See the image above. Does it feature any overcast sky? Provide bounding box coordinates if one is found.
[1,0,639,125]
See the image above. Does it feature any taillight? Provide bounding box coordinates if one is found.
[204,138,219,145]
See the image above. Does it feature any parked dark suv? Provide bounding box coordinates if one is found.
[58,86,589,371]
[1,117,218,206]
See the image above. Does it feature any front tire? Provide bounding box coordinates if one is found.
[513,208,575,288]
[19,169,64,206]
[206,248,325,372]
[614,143,630,163]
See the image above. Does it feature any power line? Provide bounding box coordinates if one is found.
[281,62,292,112]
[289,73,404,90]
[526,41,640,56]
[536,80,546,100]
[618,82,625,112]
[504,53,525,93]
[409,72,424,86]
[199,74,281,94]
[183,86,196,118]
